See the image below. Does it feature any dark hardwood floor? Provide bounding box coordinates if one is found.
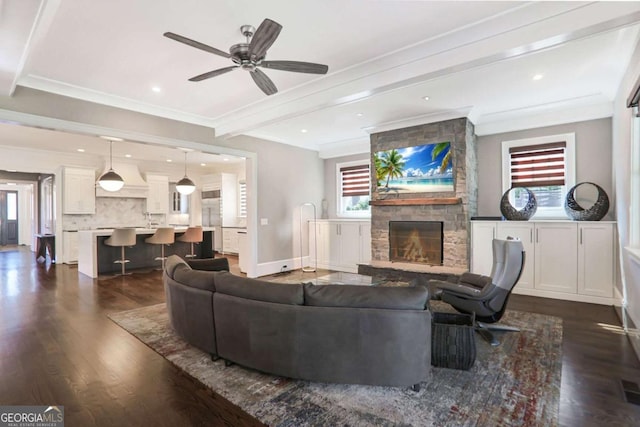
[1,246,639,426]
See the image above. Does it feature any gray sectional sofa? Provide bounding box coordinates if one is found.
[163,255,432,388]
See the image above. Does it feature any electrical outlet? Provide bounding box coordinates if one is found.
[281,264,287,271]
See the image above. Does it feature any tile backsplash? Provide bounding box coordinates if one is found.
[62,198,166,230]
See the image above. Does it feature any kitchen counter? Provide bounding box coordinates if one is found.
[78,227,216,278]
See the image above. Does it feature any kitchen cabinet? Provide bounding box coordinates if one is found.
[146,174,169,214]
[309,220,371,273]
[62,167,95,214]
[62,231,79,264]
[470,220,616,305]
[222,227,244,254]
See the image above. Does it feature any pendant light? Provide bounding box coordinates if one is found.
[176,151,196,195]
[98,139,124,192]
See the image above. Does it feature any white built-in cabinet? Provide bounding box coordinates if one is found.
[62,167,95,214]
[309,220,371,273]
[222,228,243,254]
[146,174,169,214]
[62,231,79,264]
[471,220,616,305]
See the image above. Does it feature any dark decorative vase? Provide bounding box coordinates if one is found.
[564,182,609,221]
[500,187,537,221]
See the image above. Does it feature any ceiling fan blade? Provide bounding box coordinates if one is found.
[250,69,278,96]
[261,60,328,75]
[164,32,231,59]
[248,19,282,60]
[189,66,238,82]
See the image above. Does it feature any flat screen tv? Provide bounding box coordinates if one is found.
[374,141,454,193]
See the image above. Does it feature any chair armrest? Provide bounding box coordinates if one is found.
[187,257,230,272]
[459,272,492,289]
[429,280,484,299]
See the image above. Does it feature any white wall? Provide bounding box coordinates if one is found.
[612,39,640,357]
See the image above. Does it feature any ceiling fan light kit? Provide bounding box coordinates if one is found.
[164,18,329,96]
[98,139,124,192]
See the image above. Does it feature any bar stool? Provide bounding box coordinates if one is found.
[177,226,203,258]
[145,227,175,269]
[104,228,137,275]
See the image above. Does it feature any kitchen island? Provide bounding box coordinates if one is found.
[78,227,216,278]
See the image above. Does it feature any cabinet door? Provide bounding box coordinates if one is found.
[63,231,79,264]
[339,223,361,270]
[328,223,342,267]
[64,168,96,214]
[578,223,614,298]
[315,222,330,267]
[535,223,578,293]
[497,222,534,290]
[470,222,496,276]
[146,175,168,213]
[359,223,372,264]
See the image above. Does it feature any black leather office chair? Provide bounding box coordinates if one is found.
[430,238,525,346]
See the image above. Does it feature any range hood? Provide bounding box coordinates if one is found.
[95,162,149,198]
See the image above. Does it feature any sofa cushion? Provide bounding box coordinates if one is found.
[215,272,304,305]
[304,283,429,310]
[187,257,230,272]
[173,268,217,292]
[165,255,191,279]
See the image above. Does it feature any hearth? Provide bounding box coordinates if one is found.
[389,221,443,265]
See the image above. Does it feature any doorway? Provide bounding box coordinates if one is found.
[0,191,19,246]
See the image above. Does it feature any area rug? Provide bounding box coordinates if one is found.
[109,295,561,427]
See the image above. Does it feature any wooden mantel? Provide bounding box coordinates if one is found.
[369,197,462,206]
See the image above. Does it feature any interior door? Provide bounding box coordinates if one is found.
[0,191,19,246]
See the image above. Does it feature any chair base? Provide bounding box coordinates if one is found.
[475,322,520,347]
[113,247,132,276]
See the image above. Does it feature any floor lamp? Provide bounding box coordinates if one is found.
[299,202,317,273]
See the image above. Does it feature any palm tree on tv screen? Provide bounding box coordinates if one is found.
[374,153,385,187]
[379,149,406,188]
[431,142,451,174]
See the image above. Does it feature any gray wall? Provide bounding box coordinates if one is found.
[216,135,324,264]
[323,153,370,219]
[476,118,613,218]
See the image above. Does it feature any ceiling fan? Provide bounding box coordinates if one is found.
[164,18,329,96]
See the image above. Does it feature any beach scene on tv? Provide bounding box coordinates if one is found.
[374,141,454,193]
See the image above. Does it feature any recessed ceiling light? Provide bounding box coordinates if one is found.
[200,163,206,166]
[77,148,85,153]
[125,154,132,158]
[99,135,124,141]
[532,73,544,81]
[356,113,364,117]
[422,96,430,101]
[301,129,308,133]
[166,159,172,163]
[152,86,162,93]
[223,158,229,162]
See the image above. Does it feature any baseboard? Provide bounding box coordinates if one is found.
[614,286,624,307]
[255,256,311,277]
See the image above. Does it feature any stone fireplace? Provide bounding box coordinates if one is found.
[368,117,478,272]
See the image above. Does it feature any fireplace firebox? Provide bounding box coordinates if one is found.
[389,221,443,265]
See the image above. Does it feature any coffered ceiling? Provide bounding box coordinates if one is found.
[2,0,640,158]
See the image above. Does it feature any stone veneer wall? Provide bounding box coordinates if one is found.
[370,117,478,269]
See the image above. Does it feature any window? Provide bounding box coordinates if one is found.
[502,133,575,218]
[630,109,640,248]
[238,180,247,218]
[337,161,371,217]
